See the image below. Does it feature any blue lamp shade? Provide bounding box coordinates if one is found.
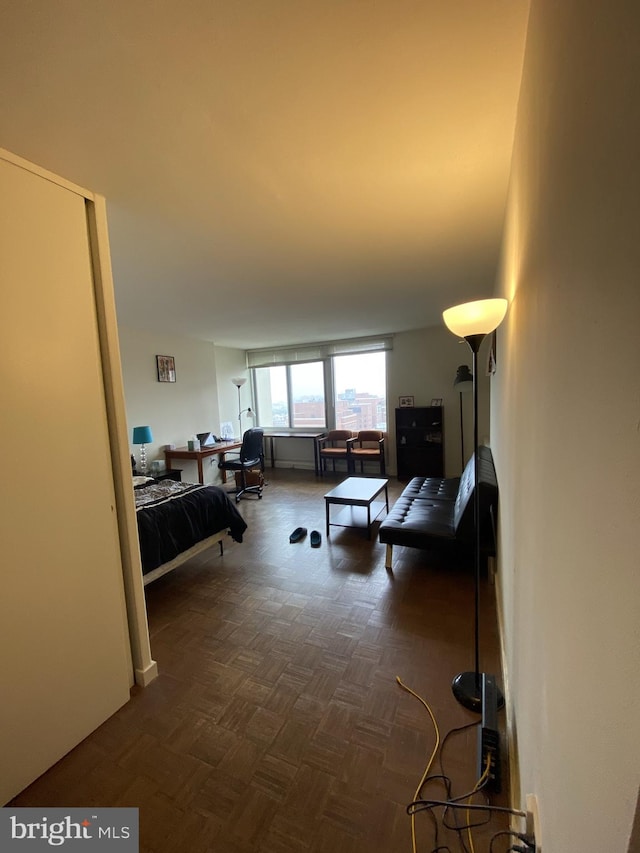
[132,426,153,445]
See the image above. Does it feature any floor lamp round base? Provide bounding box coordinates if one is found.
[451,671,505,713]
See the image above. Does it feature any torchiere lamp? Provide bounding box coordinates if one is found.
[132,425,153,475]
[443,298,507,712]
[454,364,473,470]
[231,377,254,435]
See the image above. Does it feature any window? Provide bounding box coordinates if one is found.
[253,365,288,427]
[290,362,326,428]
[333,352,387,431]
[249,335,391,431]
[253,362,326,429]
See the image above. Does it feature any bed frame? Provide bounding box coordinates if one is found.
[142,528,228,586]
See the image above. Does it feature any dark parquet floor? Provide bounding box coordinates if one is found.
[11,467,511,852]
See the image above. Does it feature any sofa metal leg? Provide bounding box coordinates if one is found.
[385,543,393,571]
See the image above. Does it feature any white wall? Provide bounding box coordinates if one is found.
[214,344,251,437]
[389,325,491,477]
[118,328,248,484]
[493,2,640,850]
[119,327,215,483]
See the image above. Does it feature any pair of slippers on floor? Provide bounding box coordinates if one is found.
[289,527,321,547]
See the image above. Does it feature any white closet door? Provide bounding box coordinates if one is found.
[0,156,132,803]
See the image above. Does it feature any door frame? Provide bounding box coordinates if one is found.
[0,147,157,688]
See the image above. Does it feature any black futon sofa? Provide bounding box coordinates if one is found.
[379,445,498,570]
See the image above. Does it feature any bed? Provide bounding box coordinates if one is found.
[134,479,247,585]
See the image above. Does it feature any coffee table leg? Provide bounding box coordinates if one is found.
[325,499,330,536]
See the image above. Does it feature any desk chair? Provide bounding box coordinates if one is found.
[218,428,264,502]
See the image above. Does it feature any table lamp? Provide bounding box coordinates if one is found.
[132,425,153,475]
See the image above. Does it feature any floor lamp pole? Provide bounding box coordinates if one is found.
[472,344,480,686]
[459,391,465,470]
[443,297,508,714]
[451,338,483,709]
[450,339,505,711]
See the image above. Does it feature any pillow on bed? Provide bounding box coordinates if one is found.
[133,475,154,488]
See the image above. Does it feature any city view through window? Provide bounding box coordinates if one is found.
[333,352,387,431]
[254,352,387,431]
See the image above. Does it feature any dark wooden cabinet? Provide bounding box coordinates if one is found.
[395,406,444,479]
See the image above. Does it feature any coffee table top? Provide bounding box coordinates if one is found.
[324,477,388,504]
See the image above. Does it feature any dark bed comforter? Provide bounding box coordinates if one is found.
[135,481,247,574]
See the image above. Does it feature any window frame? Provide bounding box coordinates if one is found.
[249,336,391,432]
[252,360,330,432]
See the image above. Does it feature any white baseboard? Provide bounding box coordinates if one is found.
[271,460,315,470]
[134,660,159,687]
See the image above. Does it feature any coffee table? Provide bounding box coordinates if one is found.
[324,477,389,539]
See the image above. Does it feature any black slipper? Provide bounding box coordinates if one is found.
[289,527,307,543]
[310,530,321,548]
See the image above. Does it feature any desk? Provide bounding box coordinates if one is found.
[164,442,242,484]
[263,431,325,476]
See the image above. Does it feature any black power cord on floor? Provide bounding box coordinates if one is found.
[397,676,528,853]
[489,829,536,852]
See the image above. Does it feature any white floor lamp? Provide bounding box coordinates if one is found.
[443,298,507,712]
[231,376,253,437]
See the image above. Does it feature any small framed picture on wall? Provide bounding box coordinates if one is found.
[430,398,443,406]
[399,396,414,407]
[156,355,176,383]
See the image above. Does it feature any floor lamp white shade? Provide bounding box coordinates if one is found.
[443,298,508,338]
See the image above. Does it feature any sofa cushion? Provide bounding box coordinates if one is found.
[402,475,461,502]
[378,495,457,548]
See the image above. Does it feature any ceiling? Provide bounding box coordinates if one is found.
[0,1,529,349]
